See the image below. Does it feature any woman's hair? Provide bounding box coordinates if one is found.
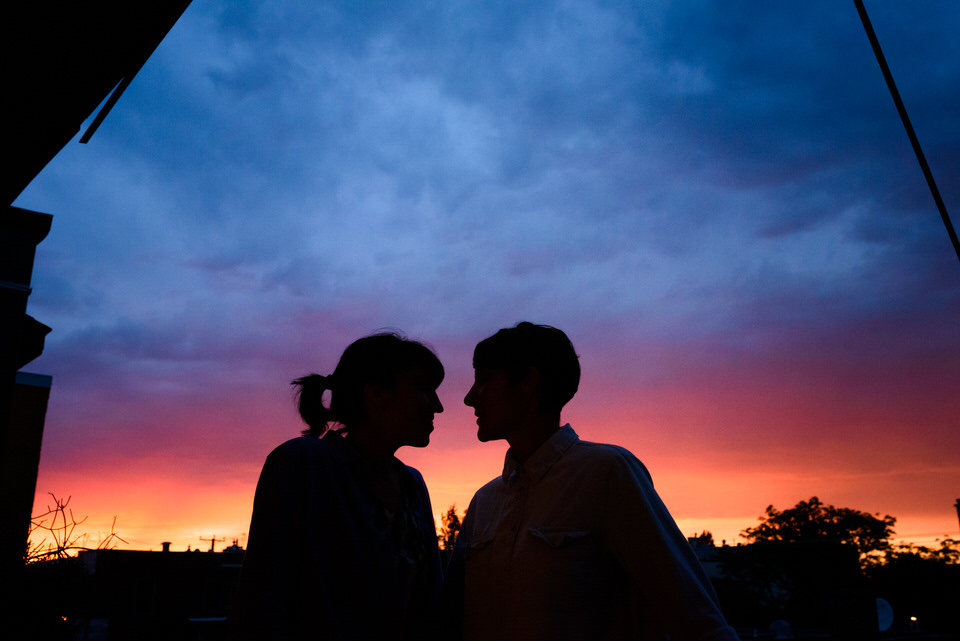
[292,332,444,437]
[473,321,580,415]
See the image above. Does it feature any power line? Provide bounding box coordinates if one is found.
[853,0,960,265]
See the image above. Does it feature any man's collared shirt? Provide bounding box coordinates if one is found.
[450,424,738,641]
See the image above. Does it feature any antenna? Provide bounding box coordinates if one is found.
[199,535,225,553]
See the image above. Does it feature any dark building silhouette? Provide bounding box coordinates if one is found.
[713,540,874,638]
[2,3,193,631]
[78,546,243,641]
[0,210,52,567]
[5,3,194,206]
[0,371,52,559]
[23,545,244,641]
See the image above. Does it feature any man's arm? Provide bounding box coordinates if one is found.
[600,451,739,641]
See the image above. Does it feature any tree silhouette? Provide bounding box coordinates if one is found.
[691,530,714,546]
[716,497,891,632]
[439,504,463,552]
[884,537,960,565]
[26,493,126,562]
[741,496,895,564]
[868,537,960,634]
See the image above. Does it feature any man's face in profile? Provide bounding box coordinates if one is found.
[463,367,527,443]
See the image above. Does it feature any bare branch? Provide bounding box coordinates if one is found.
[26,493,125,563]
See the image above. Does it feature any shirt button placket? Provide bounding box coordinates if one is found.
[510,482,527,546]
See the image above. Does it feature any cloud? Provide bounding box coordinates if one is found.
[16,0,960,549]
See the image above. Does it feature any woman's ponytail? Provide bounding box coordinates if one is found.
[291,374,336,437]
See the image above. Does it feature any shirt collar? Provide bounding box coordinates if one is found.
[322,431,360,462]
[502,424,578,484]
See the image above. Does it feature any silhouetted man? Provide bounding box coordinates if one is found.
[443,322,738,641]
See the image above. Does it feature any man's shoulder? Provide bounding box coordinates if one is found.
[561,436,654,484]
[467,468,528,514]
[570,436,641,465]
[473,473,506,497]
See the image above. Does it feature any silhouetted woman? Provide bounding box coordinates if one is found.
[230,333,445,641]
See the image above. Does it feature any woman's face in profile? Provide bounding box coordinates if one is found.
[380,367,444,449]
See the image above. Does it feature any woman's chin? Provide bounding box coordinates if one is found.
[404,433,432,448]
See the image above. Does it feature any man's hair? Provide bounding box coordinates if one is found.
[472,322,580,414]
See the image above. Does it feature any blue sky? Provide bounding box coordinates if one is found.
[17,1,960,549]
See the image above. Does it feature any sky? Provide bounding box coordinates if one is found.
[16,0,959,553]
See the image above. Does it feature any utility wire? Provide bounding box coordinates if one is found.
[853,0,960,265]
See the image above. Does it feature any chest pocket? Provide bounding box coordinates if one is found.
[462,535,500,616]
[528,528,590,547]
[465,535,495,560]
[522,528,607,610]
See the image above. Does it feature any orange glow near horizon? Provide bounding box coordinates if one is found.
[31,426,959,556]
[28,343,960,557]
[30,466,958,556]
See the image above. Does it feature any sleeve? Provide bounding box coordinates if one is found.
[405,466,445,640]
[600,451,739,641]
[436,495,475,641]
[407,466,443,584]
[229,443,307,641]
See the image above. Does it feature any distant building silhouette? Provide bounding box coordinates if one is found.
[687,535,724,580]
[72,545,243,641]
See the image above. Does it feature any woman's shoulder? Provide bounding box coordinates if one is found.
[266,434,345,464]
[271,434,324,453]
[395,458,431,501]
[401,462,427,486]
[260,434,360,491]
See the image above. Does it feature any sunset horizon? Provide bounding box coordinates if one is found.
[29,370,959,555]
[17,0,959,567]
